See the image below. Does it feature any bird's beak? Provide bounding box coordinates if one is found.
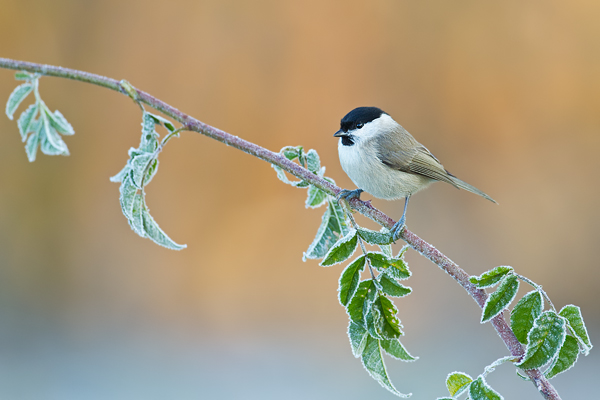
[333,130,345,137]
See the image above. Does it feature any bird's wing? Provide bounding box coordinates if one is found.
[374,127,455,185]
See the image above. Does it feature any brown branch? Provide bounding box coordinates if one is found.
[0,57,561,400]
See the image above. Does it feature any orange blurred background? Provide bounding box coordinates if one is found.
[0,1,598,398]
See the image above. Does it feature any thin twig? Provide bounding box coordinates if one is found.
[0,58,562,400]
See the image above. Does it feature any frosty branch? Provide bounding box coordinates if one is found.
[2,58,591,400]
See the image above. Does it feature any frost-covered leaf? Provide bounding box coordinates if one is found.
[305,149,320,173]
[470,266,514,288]
[469,376,503,400]
[110,164,131,183]
[305,184,328,208]
[379,275,411,298]
[366,294,403,340]
[339,255,366,306]
[131,153,158,188]
[146,112,175,132]
[25,125,41,162]
[545,335,579,379]
[128,192,146,237]
[303,200,349,261]
[17,103,38,142]
[361,335,411,398]
[510,291,543,344]
[139,112,160,152]
[321,229,358,266]
[559,305,592,353]
[6,82,33,119]
[40,112,69,155]
[142,206,187,250]
[446,371,473,397]
[15,71,34,80]
[380,243,393,259]
[481,275,519,323]
[119,174,137,220]
[358,227,394,245]
[46,109,75,135]
[348,321,369,358]
[367,253,411,280]
[517,311,567,370]
[348,279,376,324]
[272,164,309,187]
[381,339,417,361]
[281,145,302,161]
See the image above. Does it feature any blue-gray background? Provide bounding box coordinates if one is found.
[1,1,598,398]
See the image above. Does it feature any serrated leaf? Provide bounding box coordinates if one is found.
[17,103,38,142]
[366,294,403,340]
[481,275,519,323]
[339,255,366,306]
[15,71,34,80]
[469,376,503,400]
[545,335,579,379]
[303,200,349,261]
[25,126,41,162]
[6,82,33,119]
[46,109,74,135]
[361,335,411,398]
[140,112,160,152]
[380,275,411,298]
[305,184,328,208]
[119,174,137,220]
[305,149,320,173]
[128,192,146,237]
[446,372,473,397]
[321,229,358,266]
[348,279,376,323]
[40,112,69,155]
[348,321,369,358]
[358,227,394,245]
[470,266,514,288]
[517,311,567,370]
[142,207,186,250]
[510,291,543,344]
[559,305,592,353]
[367,253,411,280]
[131,153,158,188]
[381,339,417,362]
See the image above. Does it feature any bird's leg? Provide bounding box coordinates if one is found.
[336,188,363,203]
[391,195,410,240]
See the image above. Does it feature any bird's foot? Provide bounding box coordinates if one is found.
[390,216,406,242]
[336,188,363,203]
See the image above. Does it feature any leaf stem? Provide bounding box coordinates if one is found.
[0,57,561,400]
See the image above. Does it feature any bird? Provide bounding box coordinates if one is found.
[333,106,496,239]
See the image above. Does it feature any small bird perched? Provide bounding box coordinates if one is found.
[334,106,496,239]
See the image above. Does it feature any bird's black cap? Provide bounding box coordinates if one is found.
[339,107,388,133]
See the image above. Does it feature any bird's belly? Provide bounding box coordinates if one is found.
[339,144,433,200]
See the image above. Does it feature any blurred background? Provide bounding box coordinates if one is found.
[0,0,598,399]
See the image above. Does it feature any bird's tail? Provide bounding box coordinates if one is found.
[448,175,497,204]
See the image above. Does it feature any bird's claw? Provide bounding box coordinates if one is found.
[390,216,406,242]
[336,188,363,203]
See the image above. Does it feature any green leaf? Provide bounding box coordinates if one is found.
[119,174,137,220]
[510,291,543,344]
[348,321,369,358]
[367,253,411,280]
[517,311,567,370]
[142,206,187,250]
[140,112,160,152]
[17,103,39,142]
[366,294,403,340]
[15,71,34,80]
[25,125,41,162]
[379,275,411,298]
[481,275,519,323]
[303,200,349,261]
[281,145,302,161]
[131,153,158,188]
[469,376,503,400]
[6,82,33,120]
[305,149,320,173]
[339,255,366,306]
[545,335,579,379]
[347,279,376,323]
[381,339,417,362]
[40,112,69,155]
[128,191,146,237]
[358,227,394,245]
[321,229,358,266]
[361,335,411,398]
[46,109,75,135]
[446,371,473,397]
[470,266,514,288]
[559,305,592,354]
[305,185,328,208]
[146,112,175,132]
[380,243,393,259]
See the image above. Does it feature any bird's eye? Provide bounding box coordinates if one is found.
[356,122,364,129]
